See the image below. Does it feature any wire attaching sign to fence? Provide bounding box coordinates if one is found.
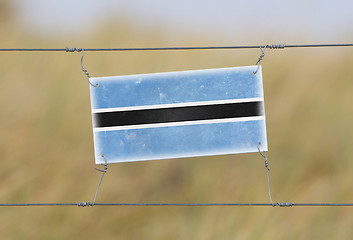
[89,65,267,164]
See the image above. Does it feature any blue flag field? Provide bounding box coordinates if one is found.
[90,65,267,164]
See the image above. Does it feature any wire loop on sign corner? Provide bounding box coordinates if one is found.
[257,142,274,206]
[92,155,108,206]
[253,46,267,75]
[80,49,98,87]
[252,43,285,75]
[257,142,269,169]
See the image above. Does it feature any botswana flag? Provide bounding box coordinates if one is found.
[90,66,267,164]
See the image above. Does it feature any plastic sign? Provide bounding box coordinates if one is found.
[89,66,267,164]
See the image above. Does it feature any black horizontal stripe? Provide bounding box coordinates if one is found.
[93,101,264,128]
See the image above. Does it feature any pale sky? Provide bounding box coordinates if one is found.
[11,0,353,42]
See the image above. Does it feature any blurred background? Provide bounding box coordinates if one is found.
[1,0,353,239]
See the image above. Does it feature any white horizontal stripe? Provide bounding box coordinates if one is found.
[93,116,265,132]
[92,97,264,113]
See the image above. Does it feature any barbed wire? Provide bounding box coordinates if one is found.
[0,43,352,52]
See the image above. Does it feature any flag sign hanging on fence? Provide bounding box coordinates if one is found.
[89,65,267,164]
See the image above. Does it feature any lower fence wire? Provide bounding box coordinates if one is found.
[0,203,353,207]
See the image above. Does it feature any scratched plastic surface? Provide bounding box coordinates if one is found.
[90,66,267,164]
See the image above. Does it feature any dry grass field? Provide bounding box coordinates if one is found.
[1,5,353,239]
